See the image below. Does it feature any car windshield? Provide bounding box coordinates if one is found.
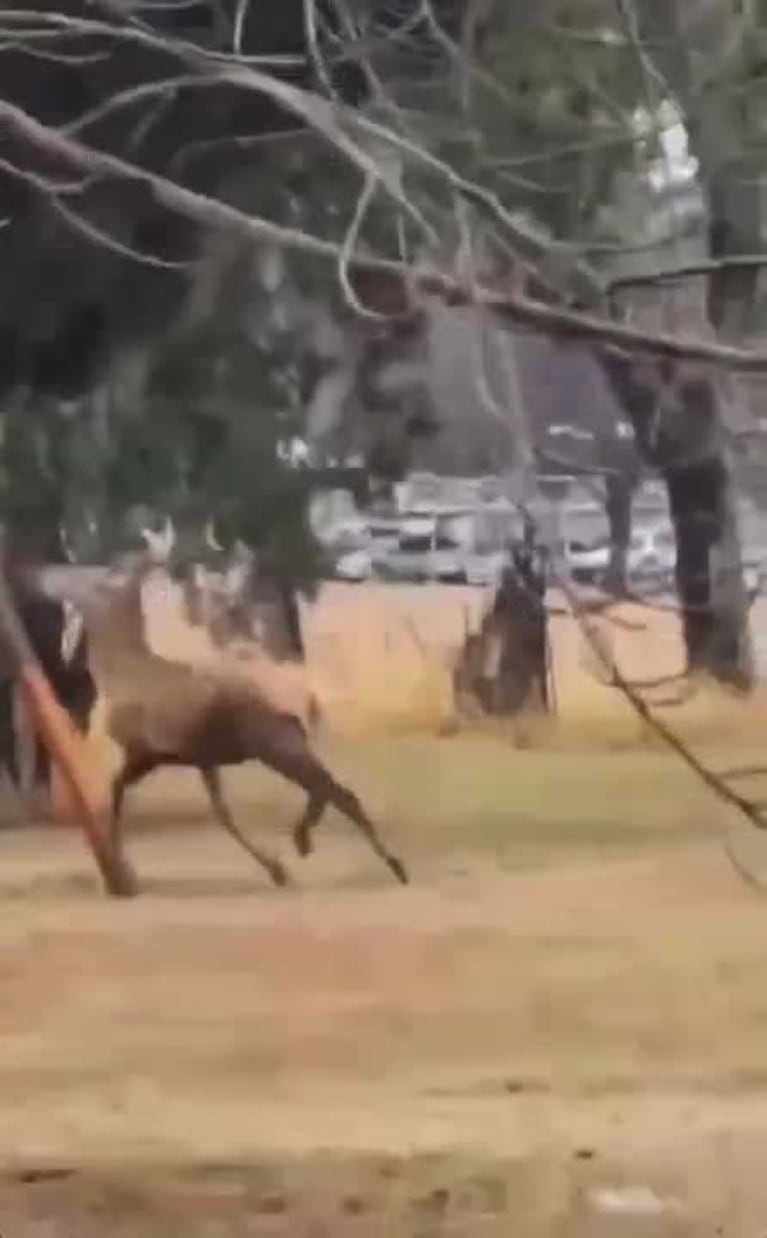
[568,537,608,553]
[399,534,432,553]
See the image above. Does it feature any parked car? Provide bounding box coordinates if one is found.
[564,535,611,584]
[627,524,676,585]
[430,550,468,584]
[744,562,762,596]
[334,548,373,581]
[373,516,469,583]
[464,551,508,587]
[561,523,677,587]
[374,542,467,584]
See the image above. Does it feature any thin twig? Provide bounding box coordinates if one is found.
[610,255,767,294]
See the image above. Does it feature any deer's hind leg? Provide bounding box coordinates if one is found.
[257,735,409,884]
[199,765,291,888]
[292,792,327,858]
[325,775,409,884]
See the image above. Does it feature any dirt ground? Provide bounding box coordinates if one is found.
[3,736,767,1235]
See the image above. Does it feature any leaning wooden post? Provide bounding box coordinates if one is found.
[0,565,137,897]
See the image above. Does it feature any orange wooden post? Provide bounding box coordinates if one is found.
[0,568,137,897]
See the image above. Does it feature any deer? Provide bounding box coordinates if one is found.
[51,552,408,891]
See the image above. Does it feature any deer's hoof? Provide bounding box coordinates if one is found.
[269,862,292,888]
[113,864,141,899]
[293,828,313,858]
[387,855,409,885]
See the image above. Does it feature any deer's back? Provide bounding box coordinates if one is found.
[105,654,307,765]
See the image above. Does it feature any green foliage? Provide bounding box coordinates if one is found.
[0,0,759,579]
[108,246,327,588]
[431,2,644,245]
[0,396,67,550]
[0,133,400,577]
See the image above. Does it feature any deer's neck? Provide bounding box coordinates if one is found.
[85,579,153,685]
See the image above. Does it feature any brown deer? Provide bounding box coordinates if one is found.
[65,554,408,890]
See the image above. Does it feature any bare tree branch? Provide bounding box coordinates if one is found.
[5,90,767,376]
[548,571,767,892]
[610,255,767,295]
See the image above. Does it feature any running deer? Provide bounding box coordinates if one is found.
[68,554,408,889]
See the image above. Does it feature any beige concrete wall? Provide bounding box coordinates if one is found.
[67,578,767,805]
[46,572,767,822]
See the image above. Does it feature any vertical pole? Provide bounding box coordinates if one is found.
[0,568,137,897]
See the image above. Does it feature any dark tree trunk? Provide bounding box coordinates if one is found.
[664,457,743,681]
[591,0,761,688]
[597,350,753,688]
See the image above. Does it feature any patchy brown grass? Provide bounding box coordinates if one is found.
[6,578,767,1233]
[3,733,767,1233]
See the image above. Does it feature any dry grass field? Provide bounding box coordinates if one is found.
[3,583,767,1234]
[3,738,767,1236]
